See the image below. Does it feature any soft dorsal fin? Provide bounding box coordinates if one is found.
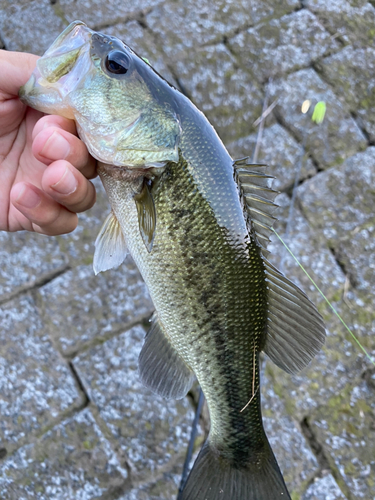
[263,260,326,374]
[93,211,127,275]
[138,313,195,400]
[233,158,279,258]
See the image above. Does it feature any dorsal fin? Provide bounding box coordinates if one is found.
[233,158,279,258]
[263,260,326,374]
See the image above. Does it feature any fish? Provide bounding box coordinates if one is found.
[19,21,326,500]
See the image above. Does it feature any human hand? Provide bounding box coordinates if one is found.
[0,50,97,235]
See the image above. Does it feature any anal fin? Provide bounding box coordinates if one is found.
[138,313,195,400]
[264,260,326,374]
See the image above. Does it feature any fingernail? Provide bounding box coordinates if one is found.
[51,166,78,195]
[15,185,41,208]
[40,131,70,160]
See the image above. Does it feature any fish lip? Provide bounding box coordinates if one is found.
[37,20,94,77]
[46,20,88,53]
[19,21,94,113]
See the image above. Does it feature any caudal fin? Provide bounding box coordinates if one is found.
[180,438,291,500]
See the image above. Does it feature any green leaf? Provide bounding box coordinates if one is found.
[311,101,326,124]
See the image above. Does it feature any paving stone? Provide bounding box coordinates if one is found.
[228,9,339,84]
[316,46,375,142]
[37,261,153,357]
[296,147,375,244]
[0,295,84,454]
[171,43,265,143]
[302,474,347,500]
[334,223,375,292]
[269,193,346,305]
[59,0,163,28]
[104,20,178,87]
[0,408,128,500]
[74,326,197,479]
[309,378,375,499]
[261,367,319,497]
[265,333,374,498]
[268,68,368,168]
[228,123,316,191]
[0,0,67,55]
[303,0,375,47]
[0,231,67,301]
[118,461,183,500]
[146,0,300,52]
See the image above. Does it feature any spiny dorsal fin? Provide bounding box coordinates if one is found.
[233,157,267,168]
[93,211,127,275]
[263,260,326,374]
[233,158,279,258]
[138,313,195,400]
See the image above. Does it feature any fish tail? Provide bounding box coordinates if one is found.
[180,437,291,500]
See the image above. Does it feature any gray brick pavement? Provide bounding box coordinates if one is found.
[1,0,374,498]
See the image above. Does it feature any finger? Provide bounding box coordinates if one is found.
[41,160,96,213]
[32,114,77,140]
[32,119,97,180]
[0,50,39,98]
[10,182,78,236]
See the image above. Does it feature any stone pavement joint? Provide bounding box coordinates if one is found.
[0,264,70,307]
[60,312,153,361]
[300,417,335,482]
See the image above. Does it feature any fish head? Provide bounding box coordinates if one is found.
[20,21,181,168]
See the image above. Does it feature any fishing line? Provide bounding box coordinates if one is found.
[273,228,375,367]
[279,131,307,273]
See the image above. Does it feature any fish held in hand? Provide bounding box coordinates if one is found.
[20,21,326,500]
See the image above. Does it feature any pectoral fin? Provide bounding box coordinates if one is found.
[263,260,326,374]
[139,313,195,400]
[134,181,156,253]
[93,212,127,275]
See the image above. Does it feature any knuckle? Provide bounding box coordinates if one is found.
[33,211,77,235]
[37,209,61,228]
[67,181,96,213]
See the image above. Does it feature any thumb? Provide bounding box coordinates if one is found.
[0,50,39,99]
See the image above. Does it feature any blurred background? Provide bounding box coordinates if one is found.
[0,0,374,499]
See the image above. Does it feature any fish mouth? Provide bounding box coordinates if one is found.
[19,21,95,117]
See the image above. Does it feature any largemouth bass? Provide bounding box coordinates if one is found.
[20,21,326,500]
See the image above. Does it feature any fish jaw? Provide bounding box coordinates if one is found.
[19,21,94,119]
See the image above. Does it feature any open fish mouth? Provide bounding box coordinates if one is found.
[19,21,94,117]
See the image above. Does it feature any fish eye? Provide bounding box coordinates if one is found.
[105,50,130,75]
